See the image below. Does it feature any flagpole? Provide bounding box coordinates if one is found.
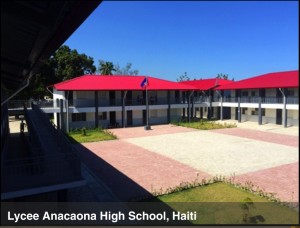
[145,76,151,130]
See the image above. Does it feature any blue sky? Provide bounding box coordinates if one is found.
[64,1,298,81]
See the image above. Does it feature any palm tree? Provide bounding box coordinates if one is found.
[99,61,116,75]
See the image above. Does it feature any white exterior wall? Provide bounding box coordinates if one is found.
[171,108,181,121]
[53,89,65,126]
[264,109,276,124]
[133,110,143,126]
[53,89,65,101]
[290,110,299,126]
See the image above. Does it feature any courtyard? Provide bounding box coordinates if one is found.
[74,123,299,202]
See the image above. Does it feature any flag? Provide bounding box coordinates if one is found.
[140,77,149,88]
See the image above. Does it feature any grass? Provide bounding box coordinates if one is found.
[151,182,298,224]
[67,127,117,143]
[172,118,237,130]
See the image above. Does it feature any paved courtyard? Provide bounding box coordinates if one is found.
[76,123,299,202]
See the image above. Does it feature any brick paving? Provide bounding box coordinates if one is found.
[75,124,298,202]
[212,128,299,148]
[109,124,197,139]
[76,140,210,201]
[235,162,299,202]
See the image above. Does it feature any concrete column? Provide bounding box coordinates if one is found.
[65,98,69,133]
[56,98,60,129]
[237,96,241,123]
[283,89,287,128]
[258,96,262,125]
[167,91,171,123]
[187,91,190,122]
[191,96,194,118]
[59,99,64,130]
[94,91,98,128]
[200,107,203,119]
[220,95,223,121]
[122,91,127,128]
[208,90,212,119]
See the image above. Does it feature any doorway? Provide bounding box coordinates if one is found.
[127,110,133,126]
[276,109,282,125]
[110,111,116,125]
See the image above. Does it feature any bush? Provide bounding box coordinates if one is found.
[81,127,87,136]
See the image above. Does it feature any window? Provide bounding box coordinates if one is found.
[98,112,107,120]
[72,113,86,122]
[251,91,256,96]
[77,91,87,99]
[98,91,106,98]
[242,91,248,96]
[251,108,258,115]
[287,90,295,96]
[251,108,265,116]
[242,108,247,115]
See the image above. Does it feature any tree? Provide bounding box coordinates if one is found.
[216,73,229,80]
[55,45,96,81]
[98,60,116,75]
[114,62,139,75]
[15,45,96,99]
[176,72,190,82]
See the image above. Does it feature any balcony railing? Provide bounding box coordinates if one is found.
[2,104,83,195]
[221,96,298,104]
[8,95,299,110]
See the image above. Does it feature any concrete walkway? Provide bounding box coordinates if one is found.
[76,124,298,202]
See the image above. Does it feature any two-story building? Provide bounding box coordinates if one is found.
[51,70,299,131]
[52,75,196,131]
[213,70,298,127]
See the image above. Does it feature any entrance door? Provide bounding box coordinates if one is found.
[276,109,282,125]
[110,111,116,125]
[127,110,133,126]
[223,107,231,119]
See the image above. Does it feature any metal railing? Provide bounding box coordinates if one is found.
[8,95,300,111]
[2,104,82,194]
[2,155,81,192]
[221,96,299,104]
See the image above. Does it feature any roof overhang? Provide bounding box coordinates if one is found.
[1,0,101,94]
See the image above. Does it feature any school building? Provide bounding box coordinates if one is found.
[51,70,298,131]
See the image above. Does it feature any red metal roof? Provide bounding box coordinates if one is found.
[52,75,197,91]
[216,70,299,90]
[180,78,233,91]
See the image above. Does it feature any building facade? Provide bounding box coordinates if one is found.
[51,71,299,131]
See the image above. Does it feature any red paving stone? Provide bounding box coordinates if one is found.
[235,162,299,202]
[109,124,197,139]
[76,125,298,202]
[77,140,210,201]
[211,128,298,148]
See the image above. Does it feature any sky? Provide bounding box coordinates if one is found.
[64,1,299,81]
